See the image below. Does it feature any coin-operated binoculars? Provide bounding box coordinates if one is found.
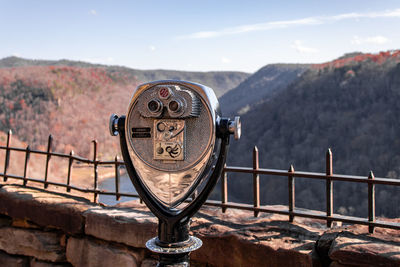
[109,80,240,266]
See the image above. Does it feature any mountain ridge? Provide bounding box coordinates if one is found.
[0,56,250,98]
[0,60,248,157]
[220,63,310,116]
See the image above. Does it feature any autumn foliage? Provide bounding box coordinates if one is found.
[0,65,139,158]
[312,50,400,70]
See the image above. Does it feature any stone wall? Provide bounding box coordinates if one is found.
[0,184,399,267]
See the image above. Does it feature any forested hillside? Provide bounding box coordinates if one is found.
[219,64,309,116]
[0,58,248,158]
[0,57,250,97]
[225,50,400,218]
[0,65,134,157]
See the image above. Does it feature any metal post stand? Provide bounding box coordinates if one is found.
[147,220,201,266]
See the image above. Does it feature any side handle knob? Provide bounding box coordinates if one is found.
[109,114,119,136]
[228,116,241,140]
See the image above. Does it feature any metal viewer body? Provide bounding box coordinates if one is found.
[110,80,240,266]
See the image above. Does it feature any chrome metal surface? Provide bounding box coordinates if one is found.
[146,236,202,254]
[130,148,213,207]
[125,80,220,208]
[109,114,119,136]
[228,116,241,140]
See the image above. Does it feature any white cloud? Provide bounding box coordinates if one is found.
[221,57,231,64]
[89,9,97,16]
[291,40,318,54]
[351,35,389,45]
[181,18,321,39]
[180,8,400,39]
[189,31,218,39]
[149,45,156,51]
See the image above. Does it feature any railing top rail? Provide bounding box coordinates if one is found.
[224,166,400,186]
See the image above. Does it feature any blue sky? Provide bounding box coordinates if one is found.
[1,1,400,72]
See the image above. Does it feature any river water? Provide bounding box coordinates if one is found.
[98,173,138,206]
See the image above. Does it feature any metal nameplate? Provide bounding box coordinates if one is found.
[153,119,185,161]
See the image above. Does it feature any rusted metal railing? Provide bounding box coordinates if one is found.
[0,131,399,233]
[0,131,139,200]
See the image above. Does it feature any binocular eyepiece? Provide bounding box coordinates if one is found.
[135,84,201,119]
[147,98,184,116]
[147,99,163,113]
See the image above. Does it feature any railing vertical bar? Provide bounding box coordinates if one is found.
[115,155,120,201]
[221,164,228,213]
[326,148,333,227]
[44,135,53,188]
[253,146,260,217]
[3,130,11,182]
[368,171,375,233]
[288,165,295,222]
[92,140,98,203]
[23,145,30,186]
[67,151,74,192]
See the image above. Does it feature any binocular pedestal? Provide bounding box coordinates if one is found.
[147,236,202,266]
[146,220,202,266]
[110,80,240,266]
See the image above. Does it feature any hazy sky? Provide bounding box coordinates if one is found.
[1,1,400,72]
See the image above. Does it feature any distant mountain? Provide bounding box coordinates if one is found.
[219,64,309,116]
[0,56,250,97]
[0,58,248,158]
[224,50,400,218]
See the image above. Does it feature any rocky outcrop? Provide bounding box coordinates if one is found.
[0,183,399,267]
[327,227,400,267]
[30,258,71,267]
[84,206,157,248]
[0,185,94,234]
[189,209,321,267]
[66,237,142,267]
[0,249,29,267]
[0,227,66,262]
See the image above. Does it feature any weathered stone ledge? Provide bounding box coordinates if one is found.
[0,184,95,234]
[0,183,399,267]
[0,226,66,262]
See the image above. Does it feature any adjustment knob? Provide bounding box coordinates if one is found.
[109,114,119,136]
[228,116,241,140]
[157,122,166,132]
